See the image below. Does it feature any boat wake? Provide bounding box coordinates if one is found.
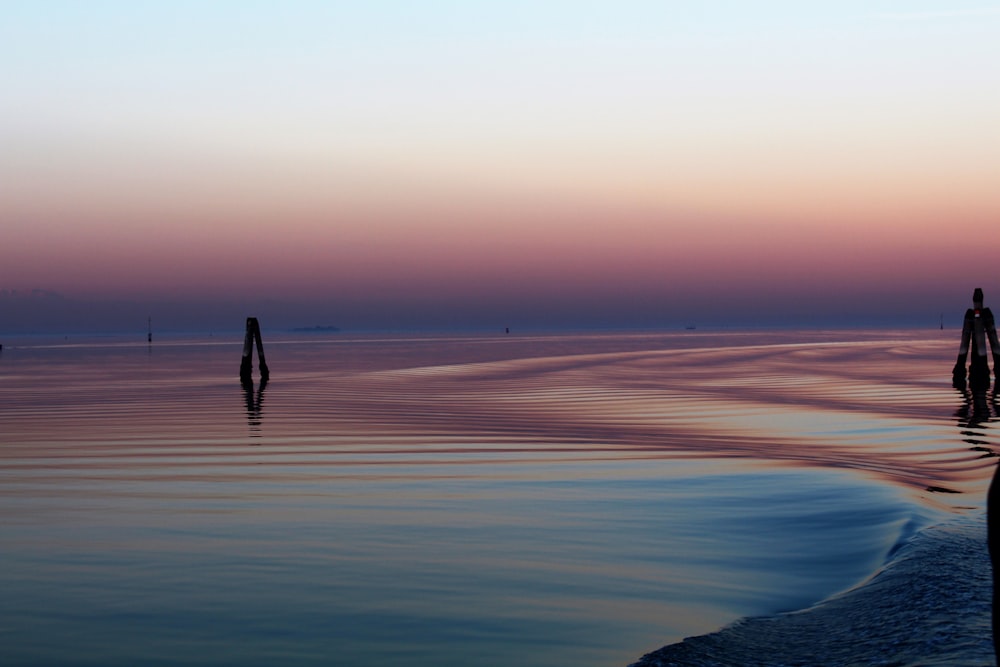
[630,513,993,667]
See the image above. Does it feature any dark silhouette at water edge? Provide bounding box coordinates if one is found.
[990,461,1000,664]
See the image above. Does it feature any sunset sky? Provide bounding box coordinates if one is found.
[2,2,999,333]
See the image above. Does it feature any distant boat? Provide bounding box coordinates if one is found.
[685,325,696,330]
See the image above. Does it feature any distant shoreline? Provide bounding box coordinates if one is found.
[289,326,341,333]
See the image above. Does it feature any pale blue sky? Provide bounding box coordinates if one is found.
[2,2,999,332]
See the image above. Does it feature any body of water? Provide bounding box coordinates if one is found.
[0,329,994,666]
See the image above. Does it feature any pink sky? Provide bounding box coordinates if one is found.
[2,3,999,332]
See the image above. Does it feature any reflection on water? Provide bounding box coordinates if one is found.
[956,386,999,432]
[242,378,266,437]
[0,330,994,667]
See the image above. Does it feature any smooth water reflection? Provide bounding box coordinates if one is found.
[0,330,994,666]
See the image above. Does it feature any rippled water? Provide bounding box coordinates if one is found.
[0,329,994,666]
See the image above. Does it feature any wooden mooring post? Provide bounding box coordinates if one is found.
[239,317,269,385]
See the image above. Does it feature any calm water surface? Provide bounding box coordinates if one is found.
[0,330,992,666]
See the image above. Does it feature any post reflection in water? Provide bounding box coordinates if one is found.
[955,386,999,454]
[242,378,267,437]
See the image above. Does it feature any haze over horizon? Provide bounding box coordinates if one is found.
[2,2,999,334]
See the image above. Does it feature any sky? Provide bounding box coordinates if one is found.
[2,1,999,333]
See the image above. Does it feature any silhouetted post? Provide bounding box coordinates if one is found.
[953,288,1000,391]
[240,317,269,385]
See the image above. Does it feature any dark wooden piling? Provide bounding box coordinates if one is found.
[239,317,269,384]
